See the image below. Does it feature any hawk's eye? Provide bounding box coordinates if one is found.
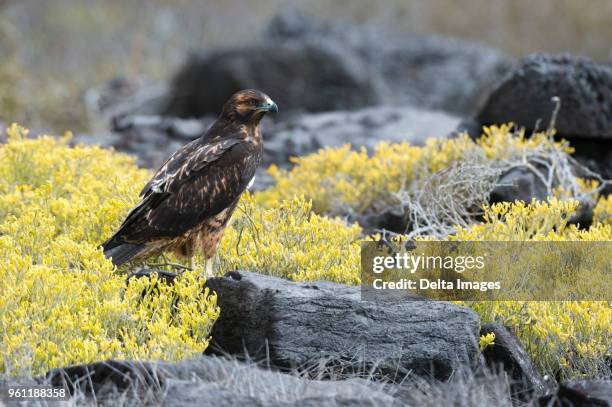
[249,99,258,106]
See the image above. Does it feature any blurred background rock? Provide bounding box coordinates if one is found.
[2,0,612,133]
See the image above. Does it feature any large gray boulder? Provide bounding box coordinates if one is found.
[203,271,481,381]
[160,7,509,118]
[477,53,612,139]
[480,323,549,401]
[473,53,612,192]
[164,39,386,118]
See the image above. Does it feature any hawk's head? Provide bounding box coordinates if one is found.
[221,89,278,125]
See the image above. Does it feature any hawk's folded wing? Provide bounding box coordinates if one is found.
[103,135,255,248]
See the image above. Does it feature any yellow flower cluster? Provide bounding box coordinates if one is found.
[0,124,219,377]
[257,124,575,217]
[454,199,611,379]
[476,123,574,159]
[453,198,612,241]
[1,123,609,382]
[469,301,610,379]
[594,194,612,225]
[219,193,362,284]
[479,332,496,351]
[257,135,483,215]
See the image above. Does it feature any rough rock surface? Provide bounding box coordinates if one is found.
[473,53,612,191]
[489,166,549,205]
[537,380,612,406]
[480,323,548,401]
[203,270,481,381]
[161,7,509,118]
[477,53,612,139]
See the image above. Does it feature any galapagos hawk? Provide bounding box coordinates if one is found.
[102,89,277,275]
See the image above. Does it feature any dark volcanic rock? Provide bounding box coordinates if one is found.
[203,270,481,382]
[489,166,549,205]
[568,137,612,195]
[72,115,216,169]
[161,7,509,118]
[45,356,396,406]
[488,165,595,227]
[568,199,596,229]
[358,207,408,235]
[164,39,386,118]
[538,380,612,407]
[480,323,548,401]
[474,53,612,191]
[477,53,612,139]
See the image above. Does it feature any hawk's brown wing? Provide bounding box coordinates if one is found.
[139,137,241,197]
[102,135,258,249]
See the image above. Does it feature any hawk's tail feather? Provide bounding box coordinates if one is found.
[103,243,146,266]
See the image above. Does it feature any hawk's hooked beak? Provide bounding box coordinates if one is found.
[259,99,278,113]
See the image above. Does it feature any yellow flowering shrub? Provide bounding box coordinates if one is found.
[454,199,611,379]
[257,124,578,218]
[259,129,610,380]
[219,193,362,285]
[0,124,220,378]
[1,122,609,383]
[452,198,612,242]
[594,194,612,225]
[454,198,575,241]
[258,136,484,215]
[476,124,574,159]
[469,301,610,379]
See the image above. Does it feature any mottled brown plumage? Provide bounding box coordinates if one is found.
[102,89,277,272]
